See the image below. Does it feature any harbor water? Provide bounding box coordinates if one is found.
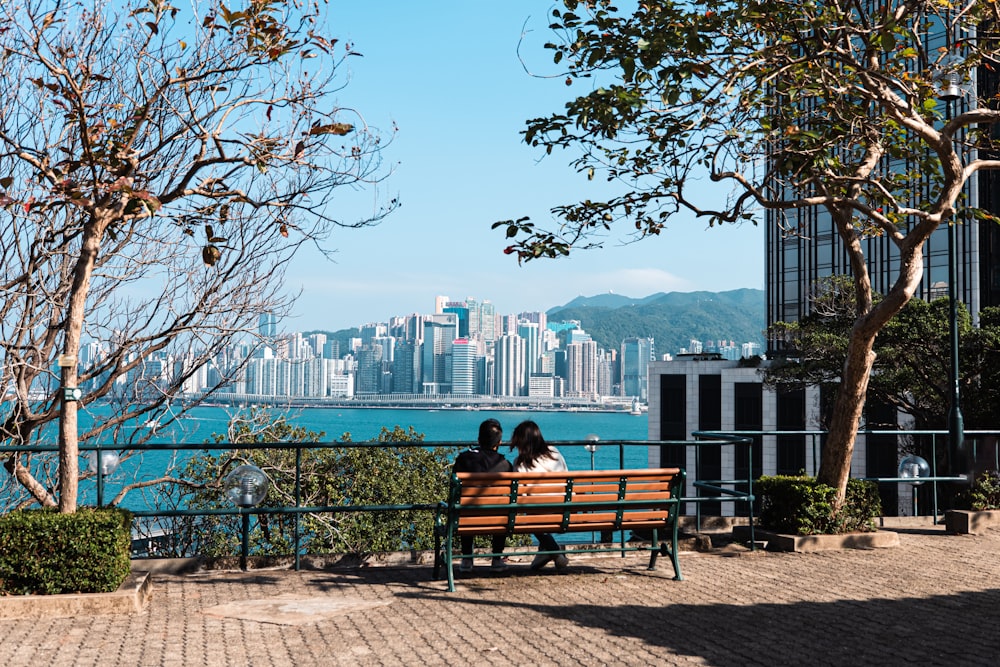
[82,405,652,509]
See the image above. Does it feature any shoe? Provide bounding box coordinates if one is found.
[554,554,569,571]
[490,557,508,572]
[459,558,474,572]
[530,553,554,571]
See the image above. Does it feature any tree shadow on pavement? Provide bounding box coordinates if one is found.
[433,586,1000,666]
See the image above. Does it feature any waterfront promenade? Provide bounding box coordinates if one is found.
[4,525,999,666]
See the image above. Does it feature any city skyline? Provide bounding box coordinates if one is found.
[67,287,762,410]
[274,288,764,348]
[165,293,762,405]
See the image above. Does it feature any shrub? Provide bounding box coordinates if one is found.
[0,507,132,595]
[957,471,1000,511]
[757,475,881,535]
[157,416,461,560]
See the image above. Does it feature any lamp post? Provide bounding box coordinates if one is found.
[584,433,600,471]
[225,464,269,571]
[899,455,931,516]
[85,448,120,507]
[937,57,966,476]
[584,434,600,542]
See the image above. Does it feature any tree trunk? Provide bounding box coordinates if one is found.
[816,326,877,502]
[58,221,104,513]
[818,207,931,506]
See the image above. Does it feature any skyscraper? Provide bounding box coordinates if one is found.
[392,340,420,394]
[421,313,457,394]
[443,302,470,338]
[517,320,540,386]
[356,344,383,394]
[494,333,525,397]
[451,337,478,395]
[566,340,597,399]
[258,312,277,338]
[621,337,654,400]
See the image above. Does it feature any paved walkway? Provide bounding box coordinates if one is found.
[4,527,1000,666]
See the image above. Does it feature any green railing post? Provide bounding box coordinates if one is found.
[96,443,105,508]
[240,511,251,571]
[295,447,302,571]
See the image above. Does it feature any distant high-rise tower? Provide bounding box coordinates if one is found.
[621,337,654,400]
[421,313,457,394]
[451,338,478,394]
[566,340,598,399]
[517,321,540,384]
[444,302,470,338]
[392,340,420,393]
[355,344,383,394]
[258,312,277,338]
[495,333,526,396]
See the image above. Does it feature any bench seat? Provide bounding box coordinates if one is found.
[434,468,685,592]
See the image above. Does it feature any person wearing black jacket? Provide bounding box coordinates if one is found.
[452,418,512,572]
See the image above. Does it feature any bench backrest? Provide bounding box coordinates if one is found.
[447,468,684,536]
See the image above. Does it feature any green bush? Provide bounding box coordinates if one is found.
[158,417,461,560]
[757,475,881,535]
[957,471,1000,510]
[0,507,132,595]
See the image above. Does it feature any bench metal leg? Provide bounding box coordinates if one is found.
[433,530,442,580]
[445,531,456,592]
[648,527,660,570]
[666,515,683,581]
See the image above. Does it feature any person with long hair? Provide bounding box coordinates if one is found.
[452,418,512,572]
[509,420,569,571]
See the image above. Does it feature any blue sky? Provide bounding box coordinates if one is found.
[283,2,764,332]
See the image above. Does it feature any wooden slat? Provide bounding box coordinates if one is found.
[447,468,682,538]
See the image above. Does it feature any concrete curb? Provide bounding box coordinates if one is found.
[944,509,1000,534]
[0,571,152,620]
[734,526,900,552]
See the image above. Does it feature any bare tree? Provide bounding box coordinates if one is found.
[0,0,397,512]
[496,1,1000,504]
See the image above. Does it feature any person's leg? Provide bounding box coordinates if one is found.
[459,536,474,571]
[532,533,568,570]
[530,533,559,570]
[535,533,559,552]
[489,535,507,571]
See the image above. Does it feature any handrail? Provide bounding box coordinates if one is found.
[11,427,980,562]
[0,440,680,569]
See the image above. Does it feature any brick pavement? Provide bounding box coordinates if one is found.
[3,527,1000,666]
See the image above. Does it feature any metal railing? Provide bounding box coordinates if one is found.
[0,435,757,565]
[17,427,987,562]
[691,428,1000,522]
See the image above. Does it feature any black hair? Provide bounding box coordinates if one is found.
[509,420,552,469]
[477,418,503,450]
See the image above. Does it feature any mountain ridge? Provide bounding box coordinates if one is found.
[546,288,765,355]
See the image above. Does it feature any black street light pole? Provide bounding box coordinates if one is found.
[946,185,965,473]
[939,68,965,475]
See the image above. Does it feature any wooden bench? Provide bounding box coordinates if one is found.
[433,468,685,592]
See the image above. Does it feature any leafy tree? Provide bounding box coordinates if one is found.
[765,276,1000,430]
[495,0,1000,503]
[156,412,459,560]
[0,0,396,512]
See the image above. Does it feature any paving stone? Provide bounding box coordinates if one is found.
[2,527,1000,665]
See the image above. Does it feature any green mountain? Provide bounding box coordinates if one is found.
[547,288,765,355]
